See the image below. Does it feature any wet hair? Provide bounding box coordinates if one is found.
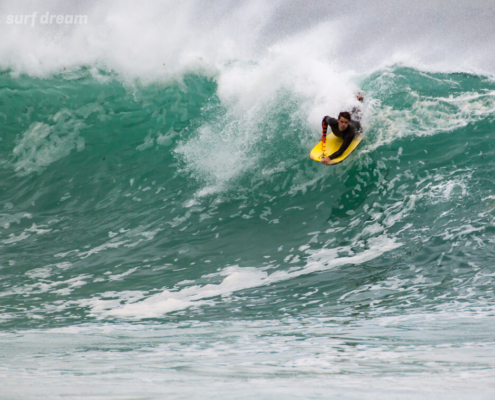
[338,111,351,121]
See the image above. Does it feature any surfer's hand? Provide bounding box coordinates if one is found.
[321,157,331,165]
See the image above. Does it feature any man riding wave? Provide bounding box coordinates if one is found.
[320,111,361,165]
[319,93,363,165]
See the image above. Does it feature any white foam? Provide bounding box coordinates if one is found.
[89,234,401,319]
[3,231,30,244]
[0,273,91,298]
[1,1,494,79]
[0,212,32,229]
[25,266,52,279]
[12,116,85,176]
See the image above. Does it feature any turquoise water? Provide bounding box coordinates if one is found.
[1,2,495,399]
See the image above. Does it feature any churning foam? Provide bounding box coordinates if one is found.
[2,0,495,78]
[2,0,495,108]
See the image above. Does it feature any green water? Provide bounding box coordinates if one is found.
[1,66,495,399]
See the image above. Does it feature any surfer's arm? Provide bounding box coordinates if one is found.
[329,134,354,160]
[320,116,337,142]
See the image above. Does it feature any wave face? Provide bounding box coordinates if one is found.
[1,1,495,399]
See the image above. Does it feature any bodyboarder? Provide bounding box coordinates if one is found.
[320,111,361,165]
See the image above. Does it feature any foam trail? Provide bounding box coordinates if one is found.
[87,235,401,319]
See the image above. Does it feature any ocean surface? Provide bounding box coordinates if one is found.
[1,1,495,399]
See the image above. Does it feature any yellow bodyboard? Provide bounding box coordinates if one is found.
[309,133,363,165]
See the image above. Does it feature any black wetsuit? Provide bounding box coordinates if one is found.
[322,116,361,160]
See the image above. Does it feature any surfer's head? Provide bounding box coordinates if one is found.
[337,112,351,131]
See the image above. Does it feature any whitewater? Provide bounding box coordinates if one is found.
[1,1,495,399]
